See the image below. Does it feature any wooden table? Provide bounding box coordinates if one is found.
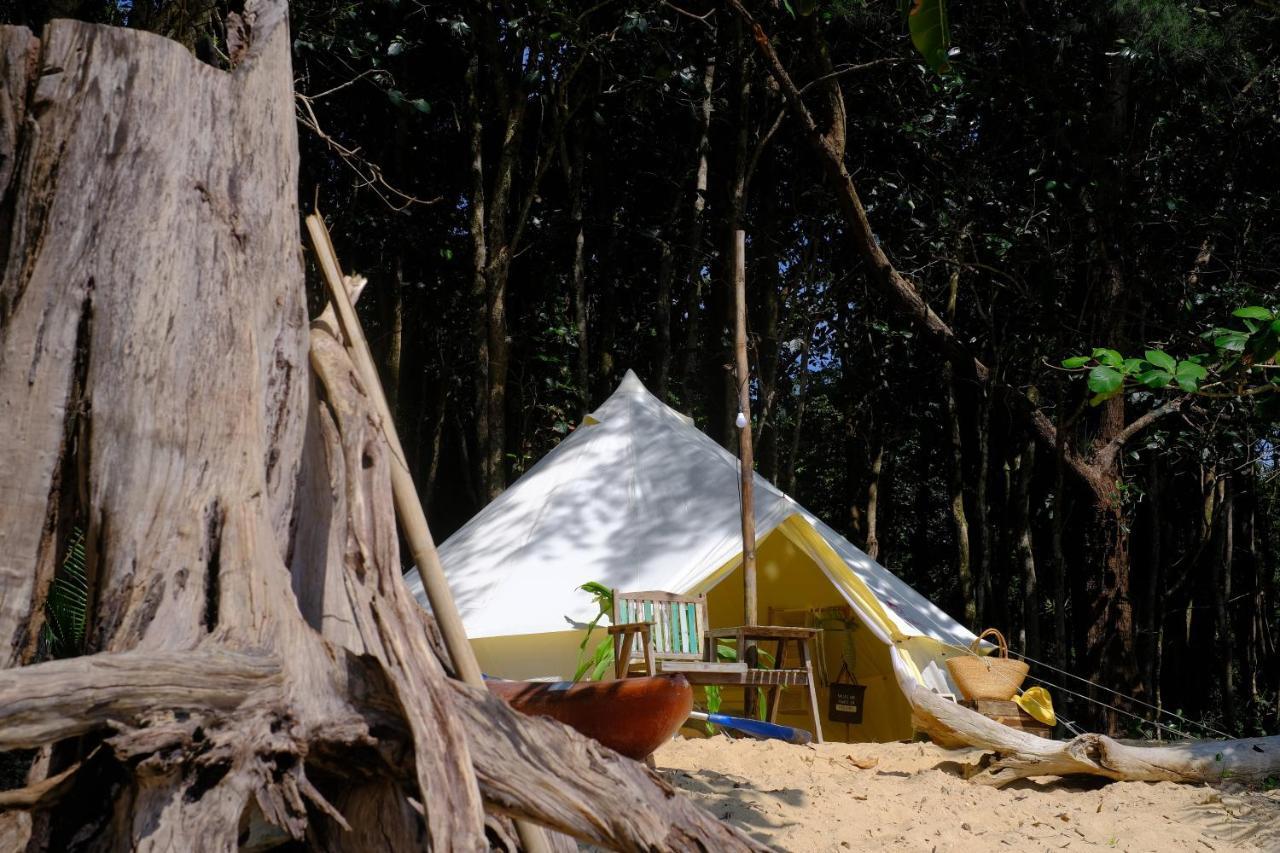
[706,625,824,742]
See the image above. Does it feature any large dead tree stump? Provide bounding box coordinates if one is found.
[0,6,763,851]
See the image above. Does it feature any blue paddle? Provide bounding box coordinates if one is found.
[687,711,813,745]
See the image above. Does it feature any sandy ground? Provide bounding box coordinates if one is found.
[652,736,1280,852]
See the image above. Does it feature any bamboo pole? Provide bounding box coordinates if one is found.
[734,229,758,627]
[305,213,551,853]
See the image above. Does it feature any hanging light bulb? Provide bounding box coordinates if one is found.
[735,411,748,429]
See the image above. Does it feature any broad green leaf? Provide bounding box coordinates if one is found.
[1061,356,1091,369]
[1176,361,1208,381]
[1145,350,1176,372]
[1087,365,1123,396]
[1175,375,1200,393]
[905,0,951,75]
[410,98,431,113]
[1121,357,1145,375]
[1233,306,1274,321]
[1092,348,1123,367]
[1214,331,1248,352]
[1136,369,1172,389]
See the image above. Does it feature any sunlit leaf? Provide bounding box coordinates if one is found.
[1233,306,1274,321]
[1061,355,1091,369]
[905,0,952,74]
[1091,348,1124,368]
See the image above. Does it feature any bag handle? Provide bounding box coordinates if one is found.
[970,627,1009,659]
[833,660,858,685]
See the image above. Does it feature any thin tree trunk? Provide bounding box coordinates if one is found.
[652,183,682,404]
[1013,436,1039,658]
[942,242,974,627]
[1216,476,1236,731]
[782,322,815,496]
[864,444,884,561]
[676,54,716,399]
[465,52,490,500]
[974,384,994,622]
[1051,400,1069,671]
[1141,454,1163,703]
[566,122,589,414]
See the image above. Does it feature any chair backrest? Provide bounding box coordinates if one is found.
[613,590,706,661]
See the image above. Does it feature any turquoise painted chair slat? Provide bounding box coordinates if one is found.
[610,590,709,670]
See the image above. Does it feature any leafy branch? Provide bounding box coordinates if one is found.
[1062,305,1280,419]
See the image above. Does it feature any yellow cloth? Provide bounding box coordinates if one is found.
[1014,686,1056,726]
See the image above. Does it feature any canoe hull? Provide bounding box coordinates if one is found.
[487,675,693,760]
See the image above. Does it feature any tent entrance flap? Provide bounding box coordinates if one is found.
[697,525,916,742]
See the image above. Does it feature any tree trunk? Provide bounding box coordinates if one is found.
[1051,403,1069,672]
[1140,453,1163,704]
[781,322,815,496]
[863,444,884,561]
[0,14,763,852]
[941,244,974,627]
[566,122,589,415]
[675,54,715,402]
[974,384,994,623]
[1215,476,1236,731]
[465,51,491,501]
[1012,437,1039,658]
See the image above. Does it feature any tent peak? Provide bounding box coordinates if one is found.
[616,368,647,394]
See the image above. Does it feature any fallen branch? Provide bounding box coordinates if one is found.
[0,650,281,748]
[904,679,1280,787]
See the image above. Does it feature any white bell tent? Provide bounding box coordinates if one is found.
[405,370,977,741]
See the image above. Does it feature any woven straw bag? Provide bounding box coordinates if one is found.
[945,628,1029,701]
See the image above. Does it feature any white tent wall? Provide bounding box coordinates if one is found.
[404,370,979,743]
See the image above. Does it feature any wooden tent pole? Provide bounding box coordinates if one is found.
[306,213,551,853]
[734,229,758,628]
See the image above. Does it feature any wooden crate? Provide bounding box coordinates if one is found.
[960,699,1055,739]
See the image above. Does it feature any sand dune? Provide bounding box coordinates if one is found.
[654,737,1280,852]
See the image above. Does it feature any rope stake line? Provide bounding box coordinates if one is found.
[930,635,1232,740]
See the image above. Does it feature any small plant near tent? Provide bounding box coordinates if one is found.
[704,643,774,725]
[573,581,616,682]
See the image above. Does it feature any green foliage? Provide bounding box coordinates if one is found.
[1063,307,1280,408]
[572,581,615,682]
[702,643,774,728]
[42,528,88,660]
[903,0,951,74]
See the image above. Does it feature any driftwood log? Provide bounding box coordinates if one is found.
[0,6,763,851]
[904,679,1280,788]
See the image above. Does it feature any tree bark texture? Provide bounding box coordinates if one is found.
[0,12,763,852]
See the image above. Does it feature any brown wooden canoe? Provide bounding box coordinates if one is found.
[486,674,693,760]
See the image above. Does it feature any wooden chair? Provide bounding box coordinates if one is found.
[608,589,824,742]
